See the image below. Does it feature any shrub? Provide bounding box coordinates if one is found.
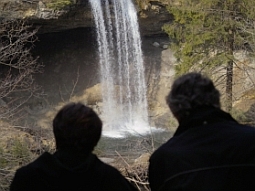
[0,138,35,191]
[46,0,73,10]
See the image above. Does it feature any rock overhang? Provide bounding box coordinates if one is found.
[0,0,173,36]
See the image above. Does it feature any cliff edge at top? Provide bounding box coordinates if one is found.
[0,0,173,35]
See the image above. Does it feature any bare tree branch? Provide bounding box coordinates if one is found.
[0,19,44,121]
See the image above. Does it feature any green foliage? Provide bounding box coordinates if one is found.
[0,138,34,169]
[135,0,149,9]
[0,138,35,191]
[163,0,255,75]
[163,0,255,111]
[0,147,8,168]
[168,117,178,130]
[230,108,248,124]
[10,139,32,161]
[46,0,73,10]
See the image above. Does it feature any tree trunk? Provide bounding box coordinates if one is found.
[225,29,234,112]
[225,60,233,112]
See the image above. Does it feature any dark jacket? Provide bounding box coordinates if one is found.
[10,150,137,191]
[149,106,255,191]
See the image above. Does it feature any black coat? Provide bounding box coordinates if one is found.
[10,150,137,191]
[149,106,255,191]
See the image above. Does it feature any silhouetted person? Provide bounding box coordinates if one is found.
[148,72,255,191]
[10,102,137,191]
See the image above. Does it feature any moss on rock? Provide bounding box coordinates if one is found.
[46,0,73,10]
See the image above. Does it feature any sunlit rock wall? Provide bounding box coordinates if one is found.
[0,0,173,35]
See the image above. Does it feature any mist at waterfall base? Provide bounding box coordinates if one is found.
[89,0,163,138]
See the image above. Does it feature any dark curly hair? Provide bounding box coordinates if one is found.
[166,72,221,121]
[53,102,102,153]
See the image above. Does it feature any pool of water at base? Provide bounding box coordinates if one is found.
[96,129,173,159]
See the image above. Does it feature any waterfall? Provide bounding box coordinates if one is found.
[89,0,150,138]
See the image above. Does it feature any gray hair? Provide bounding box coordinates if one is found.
[166,72,220,121]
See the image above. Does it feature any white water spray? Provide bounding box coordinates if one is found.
[89,0,151,138]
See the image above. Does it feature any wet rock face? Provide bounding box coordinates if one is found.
[0,0,173,35]
[135,0,173,36]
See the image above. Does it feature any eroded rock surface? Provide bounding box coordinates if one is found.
[0,0,173,35]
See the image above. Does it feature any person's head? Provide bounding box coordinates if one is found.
[53,102,102,153]
[166,72,221,122]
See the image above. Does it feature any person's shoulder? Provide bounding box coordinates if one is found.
[16,152,53,172]
[232,123,255,137]
[237,124,255,142]
[149,139,178,161]
[238,124,255,131]
[10,153,53,191]
[93,154,122,174]
[90,154,137,191]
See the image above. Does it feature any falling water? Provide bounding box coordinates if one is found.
[89,0,150,138]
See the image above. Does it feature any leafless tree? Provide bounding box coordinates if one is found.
[0,19,43,121]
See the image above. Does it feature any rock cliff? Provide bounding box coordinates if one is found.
[0,0,173,35]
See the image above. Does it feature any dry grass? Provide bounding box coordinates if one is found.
[115,151,150,191]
